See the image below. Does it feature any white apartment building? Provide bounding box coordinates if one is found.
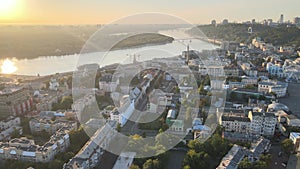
[248,111,276,136]
[0,116,20,130]
[220,115,251,134]
[0,116,22,141]
[266,62,286,78]
[99,74,119,93]
[64,122,117,169]
[258,80,288,97]
[0,126,72,163]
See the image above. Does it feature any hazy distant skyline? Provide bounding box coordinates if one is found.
[0,0,299,24]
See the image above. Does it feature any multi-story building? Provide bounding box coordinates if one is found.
[258,80,288,97]
[0,116,22,141]
[35,92,60,111]
[248,138,270,162]
[0,124,73,163]
[217,145,246,169]
[241,77,258,85]
[0,87,33,116]
[248,111,276,136]
[239,62,257,77]
[0,116,20,129]
[266,62,286,78]
[217,138,270,168]
[228,82,245,89]
[99,74,119,93]
[64,122,117,169]
[220,114,251,134]
[29,117,77,134]
[290,132,300,153]
[294,17,300,25]
[72,93,96,121]
[224,66,242,77]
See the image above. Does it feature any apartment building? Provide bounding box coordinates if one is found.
[0,87,33,116]
[0,125,73,162]
[248,111,276,136]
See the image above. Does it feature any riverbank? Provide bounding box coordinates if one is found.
[0,25,174,60]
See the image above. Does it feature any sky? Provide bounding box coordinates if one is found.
[0,0,299,24]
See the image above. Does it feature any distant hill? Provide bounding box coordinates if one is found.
[0,25,174,60]
[189,23,300,46]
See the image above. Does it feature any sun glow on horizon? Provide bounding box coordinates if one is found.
[1,59,18,74]
[0,0,21,19]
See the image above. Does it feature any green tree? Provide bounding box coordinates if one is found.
[183,165,191,169]
[281,139,294,154]
[48,159,63,169]
[238,158,252,169]
[116,123,121,132]
[130,164,141,169]
[244,84,255,90]
[143,159,161,169]
[10,128,20,139]
[253,160,267,169]
[60,96,73,109]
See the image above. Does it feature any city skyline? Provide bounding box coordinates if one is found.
[0,0,299,25]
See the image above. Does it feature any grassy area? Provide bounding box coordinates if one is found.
[189,23,300,46]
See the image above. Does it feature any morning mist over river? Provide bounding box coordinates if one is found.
[1,28,217,76]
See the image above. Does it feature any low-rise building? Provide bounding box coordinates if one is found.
[290,132,300,153]
[0,116,22,141]
[167,119,184,132]
[29,117,77,134]
[217,145,246,169]
[241,77,258,85]
[258,80,288,97]
[248,138,270,162]
[64,122,117,169]
[0,124,73,162]
[239,62,257,77]
[112,152,136,169]
[286,114,300,127]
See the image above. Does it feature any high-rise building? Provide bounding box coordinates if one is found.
[279,14,284,24]
[294,17,300,25]
[222,19,229,25]
[211,20,216,26]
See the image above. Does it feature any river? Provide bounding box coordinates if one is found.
[7,28,217,76]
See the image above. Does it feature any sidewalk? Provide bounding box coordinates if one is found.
[287,154,300,169]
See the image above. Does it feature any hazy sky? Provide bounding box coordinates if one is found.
[0,0,299,24]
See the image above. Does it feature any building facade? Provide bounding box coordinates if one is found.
[0,87,33,116]
[248,111,276,136]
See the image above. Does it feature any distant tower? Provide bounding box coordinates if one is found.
[133,54,137,64]
[211,20,216,26]
[222,19,229,25]
[279,14,284,24]
[294,17,300,26]
[186,44,190,63]
[248,27,253,34]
